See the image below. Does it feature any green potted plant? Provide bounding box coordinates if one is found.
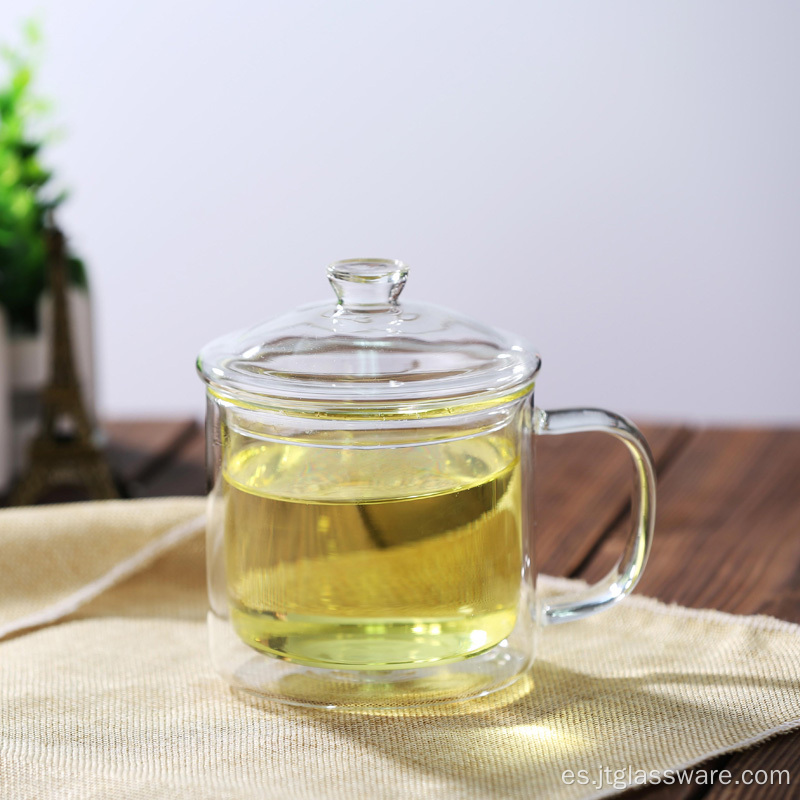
[0,22,94,483]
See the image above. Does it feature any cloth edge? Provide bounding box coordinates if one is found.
[0,512,206,641]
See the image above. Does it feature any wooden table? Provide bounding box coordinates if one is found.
[102,419,800,799]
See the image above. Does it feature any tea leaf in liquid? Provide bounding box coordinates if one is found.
[223,436,522,670]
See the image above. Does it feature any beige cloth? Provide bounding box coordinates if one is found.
[1,498,799,800]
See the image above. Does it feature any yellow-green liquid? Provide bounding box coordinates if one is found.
[223,436,521,670]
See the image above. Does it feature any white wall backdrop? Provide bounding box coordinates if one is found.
[1,1,798,423]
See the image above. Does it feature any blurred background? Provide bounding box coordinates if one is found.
[0,0,798,434]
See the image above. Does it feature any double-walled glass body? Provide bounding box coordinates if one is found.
[206,393,537,707]
[199,259,655,708]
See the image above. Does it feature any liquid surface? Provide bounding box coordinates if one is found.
[223,435,521,670]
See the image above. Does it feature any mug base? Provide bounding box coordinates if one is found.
[208,611,534,710]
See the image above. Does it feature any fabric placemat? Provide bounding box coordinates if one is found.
[1,498,799,800]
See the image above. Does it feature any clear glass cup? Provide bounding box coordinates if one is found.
[198,259,655,708]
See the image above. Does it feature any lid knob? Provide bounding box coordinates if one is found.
[327,258,408,312]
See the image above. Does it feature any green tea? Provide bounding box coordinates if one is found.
[223,435,522,670]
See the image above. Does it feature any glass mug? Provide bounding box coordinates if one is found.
[198,259,655,708]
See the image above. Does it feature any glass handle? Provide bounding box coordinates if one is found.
[533,407,656,625]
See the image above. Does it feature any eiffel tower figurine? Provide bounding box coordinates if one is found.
[10,220,118,505]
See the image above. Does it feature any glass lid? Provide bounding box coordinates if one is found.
[197,259,541,416]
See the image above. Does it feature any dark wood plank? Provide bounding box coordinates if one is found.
[587,428,800,800]
[581,428,800,615]
[105,419,198,486]
[0,419,198,507]
[537,423,691,578]
[703,732,800,799]
[136,426,206,497]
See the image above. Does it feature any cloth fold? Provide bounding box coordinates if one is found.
[1,498,799,800]
[0,498,206,638]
